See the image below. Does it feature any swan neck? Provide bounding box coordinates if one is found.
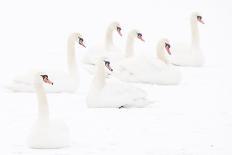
[191,19,200,49]
[67,35,78,78]
[34,82,49,121]
[156,44,169,64]
[125,35,135,58]
[92,62,106,91]
[105,27,114,50]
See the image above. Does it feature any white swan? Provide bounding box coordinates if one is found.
[28,72,70,148]
[113,30,181,85]
[170,12,205,66]
[82,22,123,66]
[6,33,86,93]
[86,59,151,108]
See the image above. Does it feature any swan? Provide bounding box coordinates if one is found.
[27,72,70,148]
[170,12,205,66]
[82,21,123,66]
[6,33,86,93]
[86,59,151,108]
[113,30,181,85]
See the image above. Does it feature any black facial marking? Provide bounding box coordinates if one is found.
[197,16,202,20]
[104,60,110,66]
[78,37,84,44]
[165,43,170,48]
[40,75,48,80]
[104,60,113,71]
[117,26,121,31]
[137,33,142,37]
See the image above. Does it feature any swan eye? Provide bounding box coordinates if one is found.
[117,26,121,31]
[137,33,142,37]
[197,16,202,20]
[165,43,170,48]
[40,75,48,80]
[104,60,110,66]
[78,37,84,43]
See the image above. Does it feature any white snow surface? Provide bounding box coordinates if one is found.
[0,0,232,154]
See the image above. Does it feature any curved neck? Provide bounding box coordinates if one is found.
[156,44,169,64]
[92,62,106,92]
[125,34,135,58]
[191,19,200,49]
[105,27,114,50]
[67,34,78,78]
[34,82,49,121]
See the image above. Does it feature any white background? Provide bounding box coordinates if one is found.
[0,0,232,154]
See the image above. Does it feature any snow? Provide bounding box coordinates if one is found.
[0,0,232,154]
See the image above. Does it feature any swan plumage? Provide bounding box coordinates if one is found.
[113,30,181,85]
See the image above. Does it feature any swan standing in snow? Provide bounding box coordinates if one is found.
[86,59,151,108]
[7,33,86,93]
[82,22,123,66]
[113,30,181,85]
[170,12,205,66]
[28,73,70,148]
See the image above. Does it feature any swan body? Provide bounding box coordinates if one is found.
[6,33,86,93]
[86,59,151,108]
[28,72,70,148]
[82,22,123,66]
[114,30,181,85]
[170,12,205,66]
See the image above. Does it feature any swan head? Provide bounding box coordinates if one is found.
[191,12,205,24]
[72,33,86,48]
[104,60,113,72]
[158,39,171,55]
[128,29,145,42]
[40,75,53,85]
[109,22,122,36]
[33,71,54,85]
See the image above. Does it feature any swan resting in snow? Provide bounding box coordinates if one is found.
[6,32,86,93]
[170,12,205,66]
[27,72,70,148]
[82,21,123,66]
[86,59,152,108]
[113,30,181,85]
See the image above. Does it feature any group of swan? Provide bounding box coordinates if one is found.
[112,30,181,85]
[29,68,150,148]
[7,12,204,149]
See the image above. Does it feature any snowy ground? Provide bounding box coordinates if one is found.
[0,0,232,154]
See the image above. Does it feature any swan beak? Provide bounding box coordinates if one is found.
[79,38,86,48]
[197,18,205,24]
[44,78,54,85]
[106,64,113,72]
[117,29,122,37]
[165,46,171,55]
[80,42,86,48]
[107,65,113,72]
[198,19,205,24]
[79,41,86,48]
[138,36,145,42]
